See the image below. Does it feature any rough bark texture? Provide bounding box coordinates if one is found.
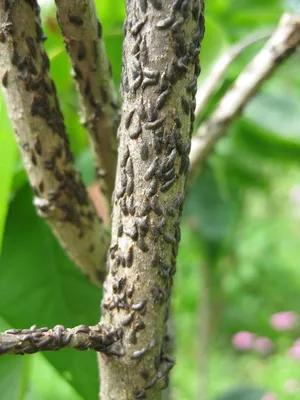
[0,323,122,356]
[190,13,300,171]
[99,1,205,399]
[55,0,120,204]
[0,1,109,286]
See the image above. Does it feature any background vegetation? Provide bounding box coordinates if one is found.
[1,0,300,399]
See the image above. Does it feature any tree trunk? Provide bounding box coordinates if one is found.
[98,1,205,399]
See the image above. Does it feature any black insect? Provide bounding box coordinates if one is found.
[146,178,158,198]
[144,117,165,130]
[156,15,175,30]
[97,20,102,39]
[139,140,149,161]
[126,158,134,177]
[34,136,42,156]
[144,157,159,181]
[125,109,135,129]
[126,246,134,267]
[131,19,147,36]
[121,312,134,326]
[131,346,148,359]
[26,36,37,59]
[138,0,147,13]
[149,0,163,11]
[126,177,134,196]
[129,124,142,140]
[68,14,84,25]
[131,299,147,311]
[2,70,8,88]
[77,41,86,61]
[156,89,170,110]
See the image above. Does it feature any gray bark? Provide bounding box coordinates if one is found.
[0,0,109,286]
[99,1,205,399]
[55,0,120,205]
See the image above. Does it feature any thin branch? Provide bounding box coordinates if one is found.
[99,1,205,399]
[195,29,272,117]
[189,13,300,172]
[0,324,123,356]
[0,1,110,286]
[55,0,120,205]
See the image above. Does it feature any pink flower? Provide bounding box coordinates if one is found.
[261,393,278,400]
[284,379,299,393]
[294,338,300,347]
[287,344,300,360]
[232,331,254,350]
[253,336,274,355]
[270,311,297,331]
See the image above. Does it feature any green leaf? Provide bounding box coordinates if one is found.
[0,95,17,254]
[0,316,84,400]
[0,186,101,399]
[24,353,83,400]
[231,118,300,163]
[0,316,29,400]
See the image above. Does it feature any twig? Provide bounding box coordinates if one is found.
[55,0,120,205]
[190,13,300,172]
[195,29,272,117]
[0,324,123,356]
[0,1,109,286]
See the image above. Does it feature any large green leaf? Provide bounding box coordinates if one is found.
[0,95,17,254]
[0,316,28,400]
[0,316,84,400]
[0,186,101,399]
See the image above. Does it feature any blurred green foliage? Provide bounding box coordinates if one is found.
[1,0,300,399]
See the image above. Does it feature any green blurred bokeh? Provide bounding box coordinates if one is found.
[1,0,300,399]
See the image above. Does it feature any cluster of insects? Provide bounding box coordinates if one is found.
[100,1,204,397]
[1,1,107,273]
[1,323,123,355]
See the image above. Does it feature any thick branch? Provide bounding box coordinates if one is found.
[0,1,109,286]
[0,324,122,356]
[195,29,271,117]
[190,13,300,171]
[55,0,120,204]
[99,1,205,399]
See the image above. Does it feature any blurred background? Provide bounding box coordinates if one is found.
[1,0,300,399]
